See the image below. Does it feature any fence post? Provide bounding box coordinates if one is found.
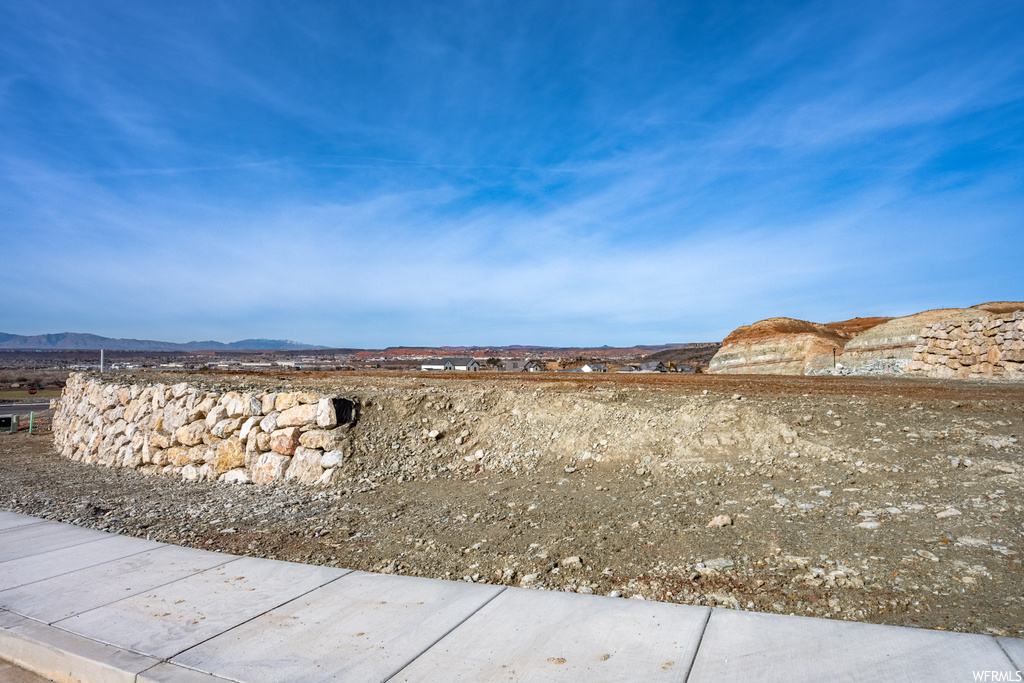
[29,411,34,435]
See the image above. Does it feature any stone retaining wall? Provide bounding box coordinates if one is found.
[52,371,810,489]
[903,311,1024,380]
[53,374,354,486]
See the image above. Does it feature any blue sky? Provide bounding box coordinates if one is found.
[1,1,1022,347]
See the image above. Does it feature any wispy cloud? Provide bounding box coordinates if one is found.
[0,1,1021,346]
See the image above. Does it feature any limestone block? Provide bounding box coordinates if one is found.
[271,427,302,455]
[201,432,223,446]
[252,453,291,485]
[316,398,337,428]
[285,446,325,484]
[211,417,244,438]
[220,469,252,485]
[299,429,343,451]
[245,429,264,469]
[124,399,142,423]
[239,416,260,442]
[275,392,300,412]
[166,446,191,467]
[317,468,337,486]
[205,405,228,429]
[150,431,172,449]
[150,448,168,467]
[298,392,318,405]
[212,436,245,474]
[986,347,1001,364]
[261,393,278,415]
[321,449,344,469]
[199,463,218,480]
[256,431,272,452]
[225,396,248,418]
[175,420,208,447]
[181,464,200,481]
[277,404,318,428]
[259,411,280,434]
[188,396,217,422]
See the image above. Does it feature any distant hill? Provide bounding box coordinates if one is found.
[0,332,326,352]
[639,343,722,368]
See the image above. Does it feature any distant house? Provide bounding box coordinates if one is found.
[504,359,543,372]
[421,357,480,372]
[640,361,668,373]
[617,365,640,373]
[581,363,607,373]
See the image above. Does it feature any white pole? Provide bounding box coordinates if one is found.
[100,349,104,373]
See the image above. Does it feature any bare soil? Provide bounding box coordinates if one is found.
[2,372,1022,638]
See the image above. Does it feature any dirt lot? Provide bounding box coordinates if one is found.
[2,371,1022,638]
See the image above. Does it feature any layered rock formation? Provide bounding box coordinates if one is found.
[710,302,1024,377]
[838,308,982,373]
[708,318,863,375]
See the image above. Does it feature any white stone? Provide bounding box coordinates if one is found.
[316,398,337,429]
[205,405,228,429]
[238,416,260,442]
[259,411,280,434]
[220,469,252,485]
[320,449,344,469]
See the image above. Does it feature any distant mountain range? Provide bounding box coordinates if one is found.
[0,332,715,358]
[0,332,326,352]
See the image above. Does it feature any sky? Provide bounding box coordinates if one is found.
[1,1,1022,348]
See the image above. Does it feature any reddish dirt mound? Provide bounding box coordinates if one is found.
[721,317,851,345]
[824,316,893,335]
[971,301,1024,315]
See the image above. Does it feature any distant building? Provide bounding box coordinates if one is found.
[581,363,607,373]
[617,364,640,373]
[504,359,543,372]
[421,357,480,371]
[640,361,668,372]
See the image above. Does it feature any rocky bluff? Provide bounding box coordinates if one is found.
[709,301,1023,378]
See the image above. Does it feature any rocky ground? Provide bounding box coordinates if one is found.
[1,371,1022,638]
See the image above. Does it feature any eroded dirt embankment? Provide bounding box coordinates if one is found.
[3,371,1023,638]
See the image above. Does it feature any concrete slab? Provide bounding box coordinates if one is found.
[0,544,234,623]
[393,586,711,682]
[57,556,347,660]
[688,608,1017,682]
[0,522,108,562]
[998,637,1024,672]
[0,609,159,683]
[0,512,47,532]
[138,662,237,683]
[172,571,504,683]
[0,534,160,592]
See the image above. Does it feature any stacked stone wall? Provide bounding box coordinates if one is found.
[53,374,352,486]
[904,311,1024,380]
